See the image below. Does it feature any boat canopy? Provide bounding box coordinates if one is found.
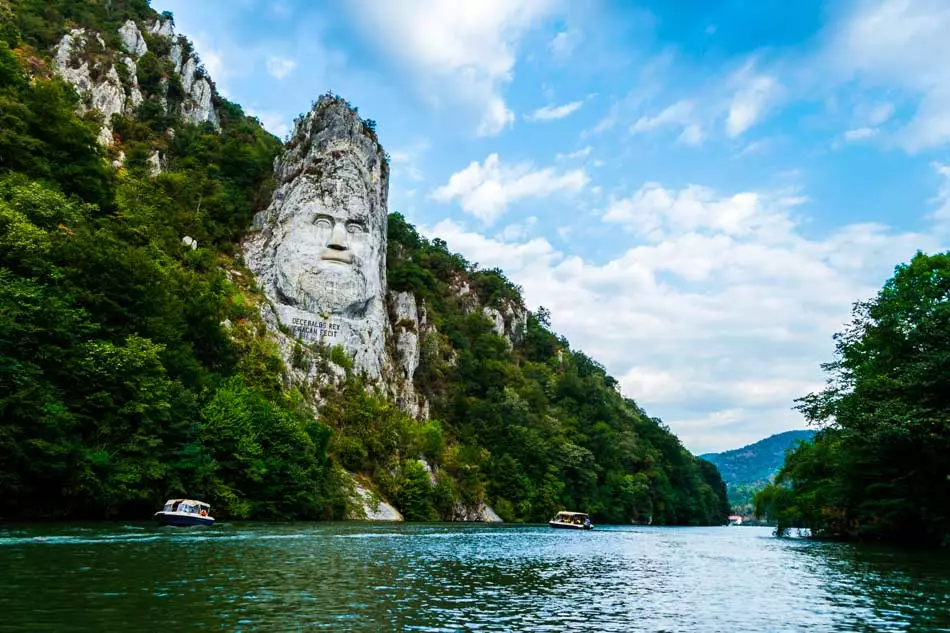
[553,511,589,519]
[162,499,211,513]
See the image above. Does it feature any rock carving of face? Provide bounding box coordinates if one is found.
[273,184,381,317]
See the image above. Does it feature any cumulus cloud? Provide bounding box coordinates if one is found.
[525,100,584,122]
[265,55,296,79]
[347,0,560,136]
[827,0,950,152]
[431,154,589,224]
[421,178,943,453]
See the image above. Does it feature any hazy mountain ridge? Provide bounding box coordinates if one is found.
[701,430,816,508]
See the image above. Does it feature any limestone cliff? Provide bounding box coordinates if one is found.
[51,16,219,150]
[42,6,509,523]
[242,95,505,522]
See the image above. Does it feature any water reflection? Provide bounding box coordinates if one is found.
[0,523,948,632]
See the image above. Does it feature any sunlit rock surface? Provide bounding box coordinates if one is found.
[52,17,220,146]
[244,95,390,381]
[118,20,147,58]
[346,477,403,521]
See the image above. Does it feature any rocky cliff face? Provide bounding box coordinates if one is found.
[244,96,392,383]
[243,96,433,420]
[52,16,219,148]
[242,95,506,522]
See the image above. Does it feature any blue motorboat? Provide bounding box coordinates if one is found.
[154,499,215,527]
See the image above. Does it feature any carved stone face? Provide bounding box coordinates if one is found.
[272,179,382,317]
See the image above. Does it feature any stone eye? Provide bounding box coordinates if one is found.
[314,217,332,229]
[346,223,364,234]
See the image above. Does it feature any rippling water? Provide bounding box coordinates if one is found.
[1,522,948,631]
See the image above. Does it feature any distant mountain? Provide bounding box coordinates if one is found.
[701,430,816,510]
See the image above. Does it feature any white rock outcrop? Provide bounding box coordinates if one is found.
[52,18,220,146]
[448,502,504,522]
[244,95,390,381]
[53,29,125,146]
[118,20,147,58]
[149,17,175,39]
[347,477,403,521]
[121,56,144,108]
[388,291,429,418]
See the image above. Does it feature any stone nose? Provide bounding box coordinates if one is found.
[327,222,349,250]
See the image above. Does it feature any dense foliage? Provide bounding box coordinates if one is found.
[755,252,950,546]
[0,0,728,525]
[380,213,730,525]
[0,2,348,520]
[700,430,814,511]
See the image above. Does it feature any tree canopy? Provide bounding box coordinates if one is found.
[755,252,950,546]
[0,0,729,525]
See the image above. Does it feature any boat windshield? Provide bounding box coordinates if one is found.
[160,499,210,514]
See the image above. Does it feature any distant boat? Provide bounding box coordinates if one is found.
[728,515,743,526]
[549,511,593,530]
[154,499,214,527]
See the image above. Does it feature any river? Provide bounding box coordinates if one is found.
[0,522,948,632]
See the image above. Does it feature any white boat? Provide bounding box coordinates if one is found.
[549,511,593,530]
[153,499,215,527]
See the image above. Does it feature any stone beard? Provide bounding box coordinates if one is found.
[273,201,380,318]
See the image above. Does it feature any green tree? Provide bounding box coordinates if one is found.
[763,251,950,545]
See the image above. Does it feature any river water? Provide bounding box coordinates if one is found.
[0,522,948,632]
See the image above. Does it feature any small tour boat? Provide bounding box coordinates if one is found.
[153,499,214,527]
[549,511,593,530]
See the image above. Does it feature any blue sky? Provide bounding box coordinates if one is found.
[152,0,950,453]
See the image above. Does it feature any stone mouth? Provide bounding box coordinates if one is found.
[320,249,353,264]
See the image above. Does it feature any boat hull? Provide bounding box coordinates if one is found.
[153,511,215,527]
[549,521,593,530]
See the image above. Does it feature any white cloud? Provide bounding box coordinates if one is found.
[525,100,584,122]
[844,126,878,141]
[631,99,693,132]
[265,55,296,80]
[431,153,589,224]
[421,178,943,453]
[630,100,705,145]
[389,140,430,182]
[347,0,560,136]
[498,216,539,241]
[550,29,582,57]
[931,161,950,225]
[678,124,704,145]
[726,65,784,137]
[865,101,895,126]
[556,146,593,160]
[246,108,290,139]
[739,139,770,155]
[827,0,950,151]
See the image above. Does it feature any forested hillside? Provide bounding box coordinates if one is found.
[0,0,729,525]
[755,252,950,546]
[701,430,814,510]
